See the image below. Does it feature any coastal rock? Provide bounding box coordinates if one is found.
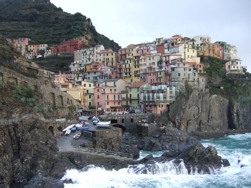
[132,126,229,174]
[0,118,76,187]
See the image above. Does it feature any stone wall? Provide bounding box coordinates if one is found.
[0,65,80,109]
[100,114,155,133]
[93,128,122,151]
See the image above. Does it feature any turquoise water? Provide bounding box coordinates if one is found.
[62,133,251,188]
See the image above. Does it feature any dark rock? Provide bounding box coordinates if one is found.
[222,159,230,167]
[120,145,140,159]
[23,176,64,188]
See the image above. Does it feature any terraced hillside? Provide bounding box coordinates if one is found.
[0,0,121,51]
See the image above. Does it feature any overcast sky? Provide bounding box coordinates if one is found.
[51,0,251,72]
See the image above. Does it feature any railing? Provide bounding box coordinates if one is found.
[0,118,76,125]
[100,113,150,118]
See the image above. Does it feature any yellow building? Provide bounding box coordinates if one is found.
[85,64,91,72]
[67,85,86,107]
[103,49,118,67]
[184,43,197,59]
[132,56,140,82]
[124,44,136,83]
[81,81,94,107]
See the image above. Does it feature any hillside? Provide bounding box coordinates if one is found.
[0,0,121,51]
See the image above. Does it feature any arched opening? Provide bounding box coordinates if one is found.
[20,81,28,87]
[112,124,126,131]
[58,126,62,132]
[49,126,54,136]
[48,92,55,107]
[0,72,3,82]
[57,95,63,106]
[7,77,17,85]
[109,119,118,124]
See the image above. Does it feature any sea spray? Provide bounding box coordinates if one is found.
[62,133,251,188]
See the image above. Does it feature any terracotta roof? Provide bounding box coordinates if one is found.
[130,82,147,88]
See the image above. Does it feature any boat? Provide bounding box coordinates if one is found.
[70,126,77,132]
[92,117,99,125]
[63,124,76,135]
[79,116,89,122]
[96,121,111,128]
[73,132,82,140]
[76,125,89,131]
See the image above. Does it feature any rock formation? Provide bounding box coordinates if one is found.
[129,126,229,174]
[166,88,251,139]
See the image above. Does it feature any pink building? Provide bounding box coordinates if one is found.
[136,45,150,56]
[225,59,243,74]
[94,79,126,113]
[219,46,224,59]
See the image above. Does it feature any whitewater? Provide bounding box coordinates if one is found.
[62,133,251,188]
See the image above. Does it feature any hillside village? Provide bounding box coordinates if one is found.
[11,34,245,115]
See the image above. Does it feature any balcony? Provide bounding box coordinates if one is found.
[124,74,131,77]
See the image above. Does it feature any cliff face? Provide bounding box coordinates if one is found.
[0,118,74,187]
[169,89,229,133]
[0,118,132,187]
[168,88,251,138]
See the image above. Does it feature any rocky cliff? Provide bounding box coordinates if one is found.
[0,118,133,187]
[166,88,251,139]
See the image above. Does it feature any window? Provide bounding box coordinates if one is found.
[107,102,109,105]
[114,82,116,86]
[178,73,180,76]
[110,89,112,92]
[89,95,91,99]
[89,102,91,106]
[87,90,89,93]
[114,95,116,99]
[89,84,91,87]
[97,95,99,99]
[84,84,86,87]
[97,89,99,92]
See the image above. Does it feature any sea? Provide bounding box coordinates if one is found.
[62,133,251,188]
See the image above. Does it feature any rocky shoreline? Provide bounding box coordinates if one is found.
[2,117,251,187]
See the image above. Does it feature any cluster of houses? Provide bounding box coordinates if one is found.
[53,34,244,115]
[12,37,88,59]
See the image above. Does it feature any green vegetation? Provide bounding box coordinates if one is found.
[32,54,73,72]
[204,56,227,79]
[0,82,44,111]
[205,57,251,104]
[0,0,121,51]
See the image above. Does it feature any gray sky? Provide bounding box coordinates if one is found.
[51,0,251,72]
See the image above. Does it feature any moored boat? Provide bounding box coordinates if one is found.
[96,121,111,128]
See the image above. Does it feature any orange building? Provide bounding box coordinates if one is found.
[197,43,221,59]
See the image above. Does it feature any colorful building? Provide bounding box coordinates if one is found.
[225,59,243,74]
[52,39,88,54]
